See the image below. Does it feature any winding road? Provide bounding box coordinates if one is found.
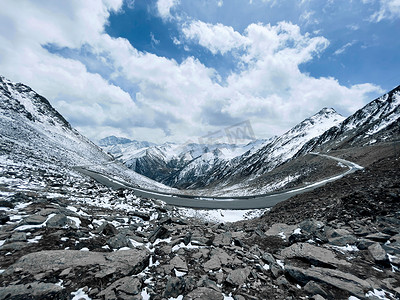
[76,153,363,210]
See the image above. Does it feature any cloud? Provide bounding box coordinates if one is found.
[365,0,400,22]
[0,0,383,143]
[182,21,249,55]
[334,41,356,55]
[156,0,180,20]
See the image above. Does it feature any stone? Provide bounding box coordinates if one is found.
[107,233,133,249]
[328,235,357,246]
[164,277,185,298]
[356,239,375,250]
[203,248,231,272]
[226,267,251,286]
[365,232,392,243]
[3,249,150,278]
[325,227,352,240]
[0,200,14,208]
[46,214,71,228]
[185,287,224,300]
[170,255,188,272]
[0,282,64,299]
[94,222,118,235]
[97,277,142,298]
[0,213,10,225]
[368,242,389,264]
[148,226,169,243]
[304,281,328,297]
[213,232,232,247]
[285,266,372,298]
[265,223,296,240]
[276,275,289,286]
[280,243,350,267]
[270,263,284,278]
[8,232,27,242]
[0,242,28,251]
[22,214,47,225]
[261,252,276,265]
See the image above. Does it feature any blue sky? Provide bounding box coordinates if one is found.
[0,0,399,143]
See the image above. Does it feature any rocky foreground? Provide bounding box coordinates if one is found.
[0,151,400,300]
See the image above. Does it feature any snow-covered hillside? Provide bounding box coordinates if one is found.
[0,76,172,191]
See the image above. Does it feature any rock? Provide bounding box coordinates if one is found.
[325,227,352,241]
[368,242,389,264]
[0,200,14,208]
[356,239,375,250]
[365,232,392,243]
[304,281,328,298]
[23,214,47,225]
[0,241,28,251]
[328,235,357,246]
[285,266,372,298]
[270,263,284,278]
[185,287,224,300]
[312,295,326,300]
[203,248,230,272]
[148,225,169,243]
[213,232,232,247]
[226,267,251,286]
[97,277,142,299]
[46,214,70,228]
[0,282,65,299]
[276,275,289,286]
[164,277,185,298]
[170,255,188,272]
[280,243,350,267]
[128,211,150,221]
[0,213,10,225]
[3,249,150,278]
[265,223,296,240]
[107,233,133,249]
[8,232,27,242]
[94,222,118,235]
[261,252,276,265]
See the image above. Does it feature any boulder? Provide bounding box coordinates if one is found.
[280,243,350,267]
[226,267,251,286]
[285,266,372,298]
[185,287,224,300]
[107,233,133,249]
[97,277,142,299]
[164,277,186,298]
[22,214,47,225]
[0,282,65,299]
[368,243,389,264]
[213,232,232,247]
[170,256,188,272]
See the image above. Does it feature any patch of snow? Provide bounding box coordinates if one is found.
[276,260,285,269]
[365,288,395,299]
[80,247,90,251]
[278,232,286,240]
[67,216,81,228]
[141,288,151,300]
[293,228,302,235]
[172,242,203,252]
[15,213,56,231]
[71,288,91,300]
[168,296,183,300]
[331,244,359,253]
[174,269,186,277]
[27,235,42,243]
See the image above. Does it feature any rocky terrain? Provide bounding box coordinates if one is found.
[1,77,400,300]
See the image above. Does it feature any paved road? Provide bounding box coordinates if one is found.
[75,154,363,209]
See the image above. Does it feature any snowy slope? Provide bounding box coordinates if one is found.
[0,76,172,191]
[297,85,400,155]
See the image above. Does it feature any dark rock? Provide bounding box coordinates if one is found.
[276,275,290,286]
[365,232,392,243]
[0,213,10,225]
[261,252,276,265]
[170,255,188,272]
[183,232,192,245]
[270,263,284,278]
[129,211,150,221]
[356,239,375,250]
[328,235,357,246]
[7,232,27,242]
[285,266,372,298]
[148,225,169,243]
[46,214,71,228]
[164,277,185,298]
[185,287,224,300]
[95,222,118,236]
[0,241,28,251]
[304,281,328,298]
[0,200,14,208]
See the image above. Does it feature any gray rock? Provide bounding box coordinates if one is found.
[280,243,350,267]
[185,287,224,300]
[8,232,27,242]
[365,232,392,243]
[312,295,326,300]
[97,277,142,299]
[164,277,186,298]
[170,255,188,272]
[23,214,47,225]
[0,282,64,299]
[356,239,375,250]
[107,233,133,249]
[203,248,231,272]
[46,214,71,228]
[304,281,328,297]
[94,221,118,235]
[270,263,284,278]
[328,235,357,246]
[286,266,372,298]
[368,242,388,264]
[3,249,150,278]
[261,252,276,265]
[213,232,232,247]
[226,267,251,286]
[325,227,351,240]
[276,275,289,286]
[0,241,28,251]
[265,223,296,240]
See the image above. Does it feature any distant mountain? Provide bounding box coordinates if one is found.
[98,136,133,147]
[0,76,171,191]
[297,85,400,155]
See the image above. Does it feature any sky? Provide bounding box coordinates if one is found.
[0,0,399,143]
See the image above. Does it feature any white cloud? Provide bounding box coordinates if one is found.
[0,0,383,143]
[366,0,400,22]
[217,0,223,7]
[334,41,356,55]
[182,21,249,55]
[156,0,180,20]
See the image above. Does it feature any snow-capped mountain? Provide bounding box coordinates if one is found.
[297,85,400,155]
[0,76,171,191]
[99,136,156,159]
